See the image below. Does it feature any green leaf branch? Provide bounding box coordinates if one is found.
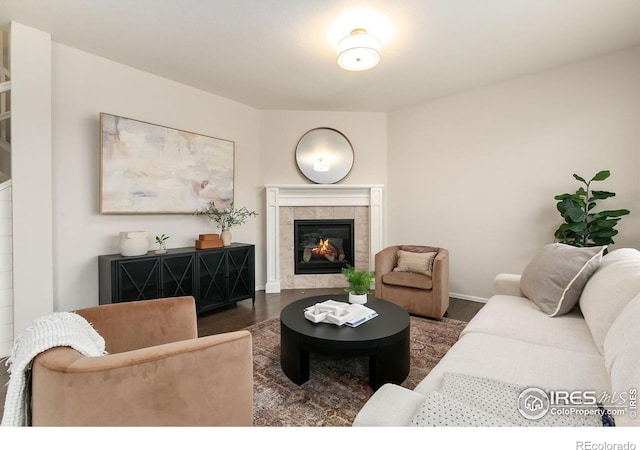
[194,201,258,230]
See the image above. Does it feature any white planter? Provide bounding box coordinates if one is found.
[348,293,367,304]
[221,229,232,246]
[120,231,149,256]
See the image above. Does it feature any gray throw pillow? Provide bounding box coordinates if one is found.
[520,243,606,317]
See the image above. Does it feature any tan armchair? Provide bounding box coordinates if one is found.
[30,296,253,426]
[375,245,449,319]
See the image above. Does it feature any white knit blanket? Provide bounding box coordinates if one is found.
[1,312,106,426]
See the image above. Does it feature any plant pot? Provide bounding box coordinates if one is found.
[348,293,367,304]
[221,229,232,246]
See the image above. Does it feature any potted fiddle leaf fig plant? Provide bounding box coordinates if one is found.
[341,264,375,305]
[554,170,630,248]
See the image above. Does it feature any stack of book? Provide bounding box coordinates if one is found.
[195,233,223,249]
[304,299,378,327]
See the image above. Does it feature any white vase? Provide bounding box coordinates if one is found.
[120,231,149,256]
[221,228,232,246]
[348,292,367,304]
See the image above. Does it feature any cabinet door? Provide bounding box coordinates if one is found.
[227,246,255,302]
[196,250,226,312]
[116,258,160,302]
[160,254,195,298]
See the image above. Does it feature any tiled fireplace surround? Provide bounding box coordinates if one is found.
[265,185,384,293]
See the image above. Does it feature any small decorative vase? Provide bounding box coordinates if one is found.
[154,242,167,254]
[348,292,367,304]
[221,228,232,246]
[120,231,149,256]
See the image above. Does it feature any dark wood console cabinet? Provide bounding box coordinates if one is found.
[99,243,255,315]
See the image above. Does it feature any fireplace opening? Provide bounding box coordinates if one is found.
[294,219,355,274]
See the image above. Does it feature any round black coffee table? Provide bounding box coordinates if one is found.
[280,294,410,390]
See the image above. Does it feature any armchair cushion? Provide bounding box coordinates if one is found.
[382,272,433,290]
[393,250,437,276]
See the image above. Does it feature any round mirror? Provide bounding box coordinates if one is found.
[295,128,354,184]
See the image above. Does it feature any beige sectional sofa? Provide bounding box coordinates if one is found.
[353,246,640,427]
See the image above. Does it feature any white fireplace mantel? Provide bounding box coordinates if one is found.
[265,184,384,293]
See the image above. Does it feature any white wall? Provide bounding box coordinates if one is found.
[259,110,387,187]
[0,182,13,356]
[387,46,640,300]
[51,43,261,312]
[10,22,53,335]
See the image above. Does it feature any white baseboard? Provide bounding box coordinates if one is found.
[450,292,489,304]
[256,286,489,303]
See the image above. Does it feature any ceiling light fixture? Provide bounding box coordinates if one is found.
[337,28,381,71]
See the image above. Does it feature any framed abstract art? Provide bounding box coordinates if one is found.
[99,113,234,214]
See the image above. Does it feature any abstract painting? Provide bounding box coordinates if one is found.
[100,113,234,214]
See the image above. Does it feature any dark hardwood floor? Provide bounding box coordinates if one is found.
[0,289,483,421]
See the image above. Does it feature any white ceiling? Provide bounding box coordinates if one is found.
[1,0,640,112]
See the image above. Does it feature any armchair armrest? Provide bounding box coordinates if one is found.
[75,296,198,354]
[493,273,523,297]
[432,248,449,296]
[31,330,253,426]
[375,246,401,278]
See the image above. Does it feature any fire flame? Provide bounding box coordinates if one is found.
[312,238,333,256]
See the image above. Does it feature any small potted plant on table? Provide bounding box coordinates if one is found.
[341,264,375,304]
[154,234,170,254]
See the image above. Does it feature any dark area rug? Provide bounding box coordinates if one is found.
[246,315,467,426]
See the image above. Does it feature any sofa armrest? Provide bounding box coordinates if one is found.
[31,330,253,426]
[352,384,426,426]
[75,296,198,353]
[493,273,523,297]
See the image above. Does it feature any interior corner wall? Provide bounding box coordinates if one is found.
[387,46,640,300]
[51,43,261,312]
[10,22,54,335]
[259,110,388,187]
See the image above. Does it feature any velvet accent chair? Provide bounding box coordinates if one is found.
[30,296,253,426]
[374,245,450,319]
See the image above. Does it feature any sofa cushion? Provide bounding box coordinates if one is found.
[603,292,640,427]
[381,271,432,290]
[579,248,640,355]
[415,333,610,397]
[461,295,600,355]
[520,243,605,317]
[393,250,437,276]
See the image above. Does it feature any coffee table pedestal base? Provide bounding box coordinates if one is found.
[280,322,410,391]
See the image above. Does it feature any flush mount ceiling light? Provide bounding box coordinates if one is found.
[337,28,381,71]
